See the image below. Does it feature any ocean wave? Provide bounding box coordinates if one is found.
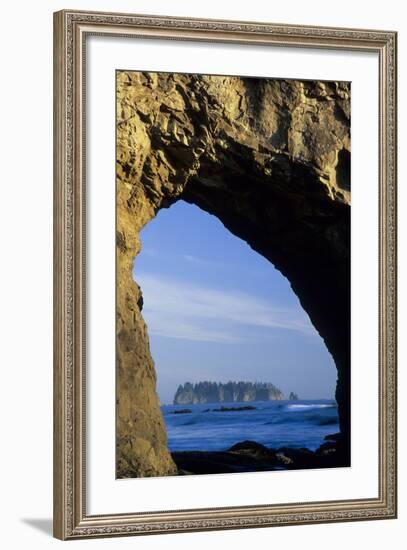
[164,400,341,452]
[180,419,199,426]
[286,404,336,411]
[264,413,338,426]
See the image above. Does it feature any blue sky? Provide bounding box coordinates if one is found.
[133,200,337,404]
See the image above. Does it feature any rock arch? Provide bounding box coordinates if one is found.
[116,71,351,477]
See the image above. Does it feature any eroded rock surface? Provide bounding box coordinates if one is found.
[116,71,351,478]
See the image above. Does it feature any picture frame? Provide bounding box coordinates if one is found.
[53,9,397,540]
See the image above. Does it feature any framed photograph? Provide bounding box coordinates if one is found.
[53,9,397,540]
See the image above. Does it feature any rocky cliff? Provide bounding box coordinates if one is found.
[116,71,351,478]
[174,381,284,405]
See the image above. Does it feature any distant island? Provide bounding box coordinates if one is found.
[173,381,298,405]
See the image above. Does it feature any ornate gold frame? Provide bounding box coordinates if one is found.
[53,9,397,540]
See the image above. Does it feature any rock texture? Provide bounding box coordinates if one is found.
[116,71,351,478]
[174,381,284,405]
[172,438,347,475]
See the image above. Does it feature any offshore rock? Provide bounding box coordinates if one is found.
[174,381,284,404]
[116,71,351,477]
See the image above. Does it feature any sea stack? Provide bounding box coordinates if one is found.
[173,381,284,405]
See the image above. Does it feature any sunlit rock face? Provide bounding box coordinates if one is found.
[116,71,351,478]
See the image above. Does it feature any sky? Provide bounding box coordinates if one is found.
[133,200,337,404]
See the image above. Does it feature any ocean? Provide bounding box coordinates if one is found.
[161,399,339,452]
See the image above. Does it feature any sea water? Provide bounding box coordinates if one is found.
[161,400,339,452]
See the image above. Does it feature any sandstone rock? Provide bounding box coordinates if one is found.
[116,71,351,477]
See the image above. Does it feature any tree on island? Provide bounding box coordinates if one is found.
[173,380,284,405]
[289,392,299,400]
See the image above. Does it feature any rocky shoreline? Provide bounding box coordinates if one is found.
[172,433,348,475]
